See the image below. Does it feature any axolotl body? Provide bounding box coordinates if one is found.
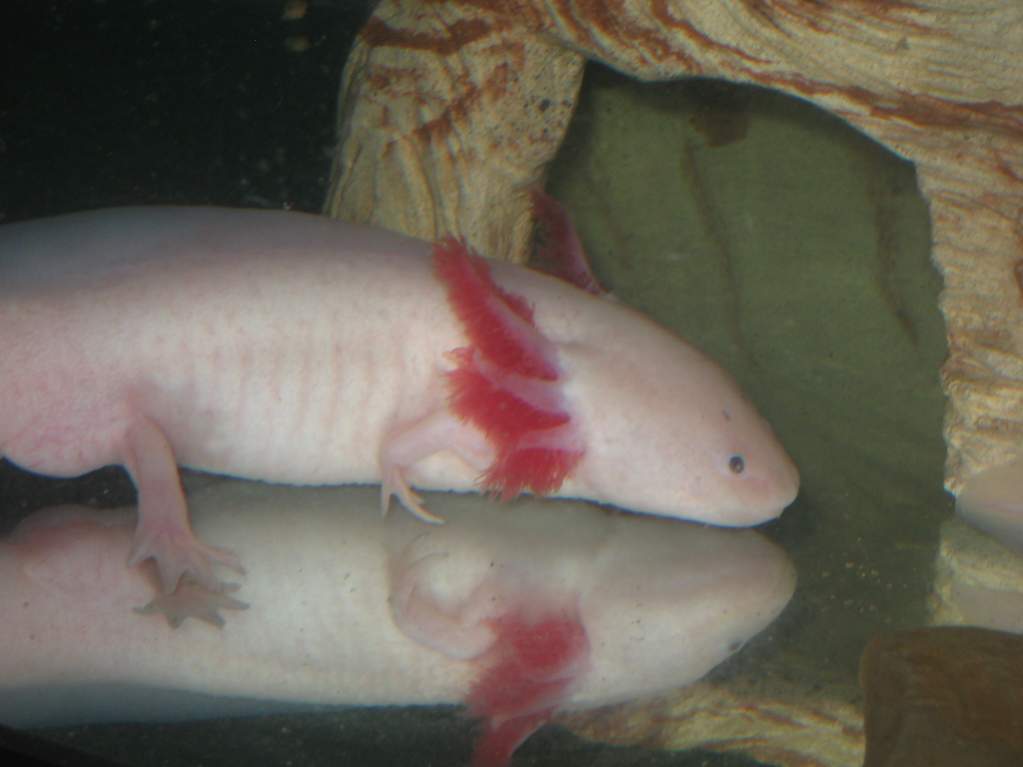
[0,205,798,600]
[0,482,797,766]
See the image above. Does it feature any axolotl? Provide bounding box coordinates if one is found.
[0,482,797,766]
[0,204,799,601]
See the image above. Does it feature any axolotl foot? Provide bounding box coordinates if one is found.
[135,577,249,629]
[128,522,243,596]
[119,415,244,595]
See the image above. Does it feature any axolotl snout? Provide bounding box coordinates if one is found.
[0,205,798,599]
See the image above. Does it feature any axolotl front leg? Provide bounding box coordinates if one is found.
[379,237,586,523]
[389,535,589,767]
[118,413,242,597]
[380,408,495,523]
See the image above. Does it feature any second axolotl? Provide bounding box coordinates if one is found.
[0,200,799,609]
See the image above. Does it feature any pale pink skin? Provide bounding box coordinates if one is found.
[0,483,796,745]
[0,207,799,597]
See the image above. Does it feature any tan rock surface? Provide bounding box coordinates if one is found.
[562,679,864,767]
[930,516,1023,634]
[325,3,584,261]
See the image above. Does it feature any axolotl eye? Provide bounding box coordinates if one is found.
[728,454,746,474]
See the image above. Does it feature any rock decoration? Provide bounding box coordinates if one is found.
[930,516,1023,635]
[562,678,864,767]
[325,2,584,262]
[859,626,1023,767]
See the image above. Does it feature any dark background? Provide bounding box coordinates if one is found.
[1,0,371,222]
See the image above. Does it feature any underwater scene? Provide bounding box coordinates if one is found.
[2,2,1020,766]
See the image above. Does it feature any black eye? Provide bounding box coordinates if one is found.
[728,455,745,474]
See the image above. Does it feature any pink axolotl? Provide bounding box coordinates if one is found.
[0,197,798,609]
[0,482,797,766]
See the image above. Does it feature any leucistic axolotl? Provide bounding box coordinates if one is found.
[955,456,1023,552]
[0,202,799,602]
[0,482,797,766]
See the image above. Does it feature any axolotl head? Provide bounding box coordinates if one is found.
[560,311,799,527]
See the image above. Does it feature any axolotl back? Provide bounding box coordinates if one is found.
[0,205,798,606]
